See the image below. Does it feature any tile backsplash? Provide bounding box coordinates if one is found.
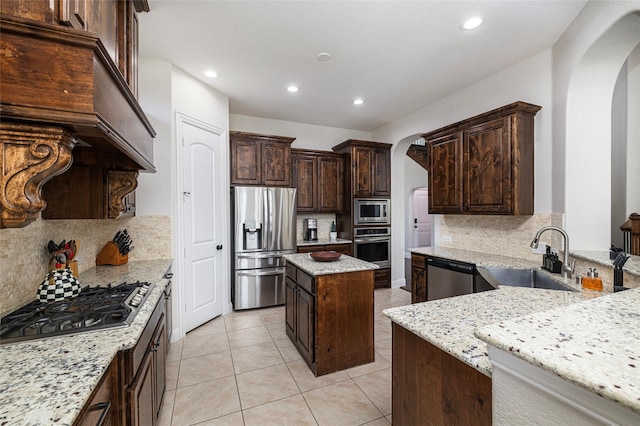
[439,212,564,261]
[296,213,337,241]
[0,216,171,316]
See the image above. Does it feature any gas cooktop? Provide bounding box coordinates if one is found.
[0,281,153,345]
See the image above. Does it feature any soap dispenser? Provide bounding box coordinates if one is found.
[582,268,603,291]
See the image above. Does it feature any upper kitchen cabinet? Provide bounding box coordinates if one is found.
[0,0,155,228]
[230,131,295,187]
[332,140,392,198]
[422,101,541,215]
[292,149,343,213]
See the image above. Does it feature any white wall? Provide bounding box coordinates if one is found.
[403,151,428,253]
[230,114,370,150]
[373,49,553,285]
[628,43,640,216]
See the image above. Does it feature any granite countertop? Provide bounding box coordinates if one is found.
[297,238,352,247]
[572,249,640,276]
[0,259,173,426]
[383,287,584,377]
[476,288,640,415]
[284,253,378,276]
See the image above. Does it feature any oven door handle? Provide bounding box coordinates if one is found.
[354,237,390,243]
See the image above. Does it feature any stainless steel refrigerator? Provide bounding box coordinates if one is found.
[231,186,297,310]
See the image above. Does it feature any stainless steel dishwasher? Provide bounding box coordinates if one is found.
[426,257,476,301]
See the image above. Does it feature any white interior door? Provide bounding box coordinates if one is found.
[413,187,431,247]
[181,118,224,332]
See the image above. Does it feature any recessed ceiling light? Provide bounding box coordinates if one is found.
[317,52,331,62]
[287,85,299,93]
[353,98,364,105]
[204,70,218,78]
[461,15,484,30]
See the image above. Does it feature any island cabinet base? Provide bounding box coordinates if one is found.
[392,323,491,425]
[286,264,374,376]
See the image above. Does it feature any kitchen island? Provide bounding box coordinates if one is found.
[0,259,172,426]
[283,253,377,376]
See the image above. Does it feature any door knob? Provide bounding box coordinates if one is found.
[216,245,223,250]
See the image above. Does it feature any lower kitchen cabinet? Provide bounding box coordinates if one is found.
[411,254,427,303]
[392,323,491,425]
[297,243,353,256]
[123,293,167,426]
[374,267,391,289]
[73,356,119,426]
[285,262,374,376]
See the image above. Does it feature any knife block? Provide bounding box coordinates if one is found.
[96,241,128,266]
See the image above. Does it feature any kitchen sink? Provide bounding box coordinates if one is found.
[476,267,576,292]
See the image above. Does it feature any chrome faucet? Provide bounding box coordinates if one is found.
[530,226,575,278]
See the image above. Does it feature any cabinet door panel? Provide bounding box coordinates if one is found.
[59,0,89,30]
[318,156,343,212]
[296,288,315,364]
[128,351,155,426]
[429,133,462,213]
[293,154,317,211]
[464,117,511,213]
[285,278,296,338]
[153,318,167,418]
[373,149,390,196]
[262,141,291,186]
[231,139,261,185]
[411,266,426,303]
[353,147,373,197]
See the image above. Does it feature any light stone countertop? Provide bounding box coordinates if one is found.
[296,238,352,247]
[383,287,585,377]
[475,288,640,415]
[0,259,173,426]
[572,249,640,276]
[284,253,378,276]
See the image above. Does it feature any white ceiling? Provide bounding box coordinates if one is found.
[139,1,586,132]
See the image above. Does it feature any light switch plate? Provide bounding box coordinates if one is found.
[442,235,453,243]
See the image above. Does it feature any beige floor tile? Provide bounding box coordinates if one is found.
[231,341,284,374]
[166,360,179,391]
[344,354,390,378]
[258,306,285,324]
[274,338,302,362]
[303,380,382,426]
[385,414,392,424]
[227,325,273,349]
[375,339,392,363]
[182,331,230,359]
[286,359,350,393]
[236,363,300,409]
[177,351,234,388]
[186,316,227,338]
[224,311,264,331]
[172,376,241,425]
[167,339,183,363]
[353,368,392,416]
[196,411,245,425]
[362,417,391,425]
[242,394,318,426]
[157,389,175,426]
[264,320,289,341]
[374,323,392,341]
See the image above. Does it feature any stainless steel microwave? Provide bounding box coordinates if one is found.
[354,199,390,225]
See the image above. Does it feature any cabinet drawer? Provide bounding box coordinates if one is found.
[286,263,297,280]
[411,254,426,269]
[296,269,315,294]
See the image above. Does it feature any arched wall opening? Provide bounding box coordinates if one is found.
[565,13,640,249]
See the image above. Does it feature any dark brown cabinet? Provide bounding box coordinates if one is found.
[124,293,167,426]
[411,254,427,303]
[297,244,353,256]
[230,131,295,187]
[292,149,343,213]
[333,140,391,199]
[285,262,374,376]
[73,356,119,426]
[422,102,541,215]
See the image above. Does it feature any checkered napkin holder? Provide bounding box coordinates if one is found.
[37,266,81,302]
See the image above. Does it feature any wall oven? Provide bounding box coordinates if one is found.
[354,199,390,225]
[354,227,391,268]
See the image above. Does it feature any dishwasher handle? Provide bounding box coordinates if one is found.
[427,257,475,274]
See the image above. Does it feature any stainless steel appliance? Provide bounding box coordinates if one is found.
[354,227,391,268]
[354,199,390,225]
[303,218,318,241]
[426,257,475,301]
[0,282,154,345]
[231,186,297,310]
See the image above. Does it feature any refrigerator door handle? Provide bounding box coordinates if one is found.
[236,267,285,277]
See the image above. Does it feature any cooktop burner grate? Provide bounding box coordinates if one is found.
[0,281,153,345]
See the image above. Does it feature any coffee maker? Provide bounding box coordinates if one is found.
[303,218,318,241]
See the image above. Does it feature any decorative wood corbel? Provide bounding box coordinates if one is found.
[107,170,138,219]
[0,122,76,228]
